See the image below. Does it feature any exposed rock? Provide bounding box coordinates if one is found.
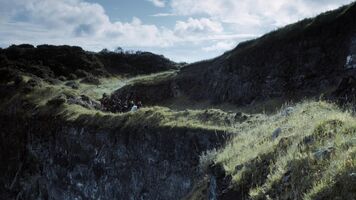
[234,112,249,122]
[281,107,294,117]
[272,128,282,140]
[234,164,244,172]
[0,116,229,200]
[67,95,101,109]
[65,81,79,89]
[302,135,315,145]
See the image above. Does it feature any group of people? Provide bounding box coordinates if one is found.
[100,93,142,113]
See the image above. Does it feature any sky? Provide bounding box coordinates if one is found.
[0,0,354,62]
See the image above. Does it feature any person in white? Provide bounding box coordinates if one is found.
[130,104,138,112]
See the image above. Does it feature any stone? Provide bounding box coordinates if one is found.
[281,107,294,117]
[302,135,315,145]
[67,95,101,110]
[272,127,282,141]
[234,164,244,172]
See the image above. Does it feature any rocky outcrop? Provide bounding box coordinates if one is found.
[0,114,229,200]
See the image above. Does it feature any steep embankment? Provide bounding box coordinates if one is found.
[0,113,229,199]
[0,71,236,200]
[186,101,356,200]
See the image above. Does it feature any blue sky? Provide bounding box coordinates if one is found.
[0,0,354,62]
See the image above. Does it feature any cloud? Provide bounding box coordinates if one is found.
[151,13,176,17]
[0,0,354,62]
[174,18,223,36]
[169,0,354,30]
[0,0,177,49]
[147,0,166,7]
[202,41,236,52]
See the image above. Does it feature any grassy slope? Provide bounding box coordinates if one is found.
[197,101,355,200]
[1,73,240,133]
[1,56,355,200]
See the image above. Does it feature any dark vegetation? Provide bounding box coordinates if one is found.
[0,44,178,84]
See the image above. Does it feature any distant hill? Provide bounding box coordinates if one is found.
[0,44,178,83]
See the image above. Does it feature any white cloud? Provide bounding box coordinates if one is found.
[0,0,354,62]
[0,0,177,49]
[170,0,354,31]
[174,18,223,36]
[147,0,166,7]
[151,13,176,17]
[202,41,236,52]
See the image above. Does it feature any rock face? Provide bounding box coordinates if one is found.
[346,35,356,69]
[0,115,228,200]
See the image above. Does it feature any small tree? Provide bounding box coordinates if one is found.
[114,47,123,54]
[100,48,110,54]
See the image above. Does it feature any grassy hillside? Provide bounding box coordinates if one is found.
[0,44,178,84]
[191,101,356,200]
[0,58,355,200]
[175,2,356,105]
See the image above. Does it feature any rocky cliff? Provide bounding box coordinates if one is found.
[0,101,230,200]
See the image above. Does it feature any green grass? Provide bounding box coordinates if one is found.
[9,75,240,132]
[206,101,355,199]
[3,73,355,200]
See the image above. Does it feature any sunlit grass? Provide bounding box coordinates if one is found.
[208,101,356,199]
